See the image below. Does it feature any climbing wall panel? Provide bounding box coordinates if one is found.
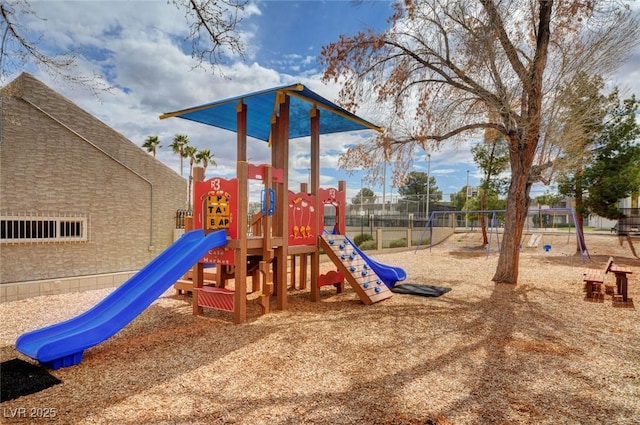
[318,234,393,305]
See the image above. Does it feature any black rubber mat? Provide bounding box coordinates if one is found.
[1,358,61,402]
[390,284,452,297]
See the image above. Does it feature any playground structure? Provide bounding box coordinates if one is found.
[15,84,405,369]
[416,207,590,260]
[163,84,403,323]
[179,171,390,320]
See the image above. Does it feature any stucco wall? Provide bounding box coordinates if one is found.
[1,73,187,284]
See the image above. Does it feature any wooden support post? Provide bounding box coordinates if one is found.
[337,180,347,235]
[334,182,346,293]
[296,181,308,290]
[191,167,205,316]
[270,112,280,232]
[273,93,289,311]
[310,106,321,302]
[252,260,261,292]
[299,254,308,290]
[234,101,248,324]
[259,164,274,312]
[259,260,272,314]
[217,265,225,288]
[262,165,274,263]
[269,110,280,297]
[290,255,297,290]
[176,215,194,295]
[193,262,204,315]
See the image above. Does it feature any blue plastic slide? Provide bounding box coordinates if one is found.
[345,236,407,288]
[16,229,227,369]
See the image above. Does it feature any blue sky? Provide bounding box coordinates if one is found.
[5,0,640,205]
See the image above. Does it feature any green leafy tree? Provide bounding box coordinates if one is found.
[559,90,640,249]
[352,188,376,206]
[142,135,161,157]
[450,186,472,212]
[584,95,640,219]
[397,171,441,214]
[466,189,506,226]
[170,134,190,177]
[532,192,564,229]
[472,136,509,244]
[466,190,506,211]
[534,193,563,208]
[450,185,483,227]
[553,73,610,250]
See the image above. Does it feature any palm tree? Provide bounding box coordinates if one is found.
[195,148,216,176]
[169,134,190,177]
[184,145,198,209]
[142,135,161,157]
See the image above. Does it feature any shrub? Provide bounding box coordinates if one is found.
[389,238,408,248]
[413,238,429,246]
[353,233,373,247]
[358,240,377,250]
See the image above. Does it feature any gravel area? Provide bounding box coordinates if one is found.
[1,232,638,424]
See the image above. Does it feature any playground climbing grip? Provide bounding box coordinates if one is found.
[318,234,393,305]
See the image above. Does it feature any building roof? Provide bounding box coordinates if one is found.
[159,83,382,141]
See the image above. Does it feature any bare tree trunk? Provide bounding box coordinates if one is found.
[492,168,530,283]
[492,1,552,284]
[479,140,499,246]
[493,128,540,283]
[573,181,588,253]
[480,191,488,246]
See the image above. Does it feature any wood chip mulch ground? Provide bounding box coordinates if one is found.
[1,232,638,424]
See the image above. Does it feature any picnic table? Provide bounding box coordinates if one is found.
[583,257,613,299]
[610,264,633,302]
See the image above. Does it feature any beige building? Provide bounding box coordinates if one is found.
[1,73,186,301]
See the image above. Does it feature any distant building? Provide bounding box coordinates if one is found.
[529,193,640,233]
[1,73,186,301]
[591,192,640,234]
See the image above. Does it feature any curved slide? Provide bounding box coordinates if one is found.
[16,229,227,369]
[345,236,407,288]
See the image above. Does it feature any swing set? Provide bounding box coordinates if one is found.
[416,207,590,261]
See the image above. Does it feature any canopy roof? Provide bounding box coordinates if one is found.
[159,83,382,141]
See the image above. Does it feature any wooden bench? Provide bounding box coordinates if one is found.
[583,257,614,299]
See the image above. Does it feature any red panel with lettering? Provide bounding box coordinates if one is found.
[194,177,238,265]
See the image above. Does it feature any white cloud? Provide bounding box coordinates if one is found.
[11,0,639,199]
